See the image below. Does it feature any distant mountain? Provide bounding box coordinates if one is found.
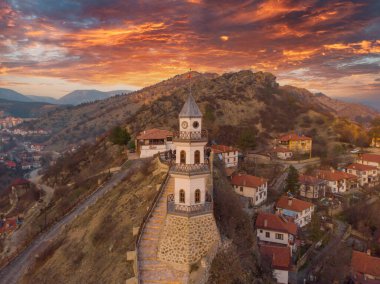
[338,95,380,112]
[0,88,33,102]
[58,89,131,105]
[0,98,61,118]
[313,92,379,123]
[27,95,59,104]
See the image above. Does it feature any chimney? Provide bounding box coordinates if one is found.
[288,197,293,206]
[264,219,268,227]
[367,249,371,256]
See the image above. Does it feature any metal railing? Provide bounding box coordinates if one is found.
[173,129,208,141]
[166,194,213,216]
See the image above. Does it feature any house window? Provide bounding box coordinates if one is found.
[179,189,185,203]
[240,187,243,192]
[180,150,186,164]
[195,189,201,203]
[275,233,284,240]
[265,232,270,238]
[194,150,200,164]
[260,230,263,233]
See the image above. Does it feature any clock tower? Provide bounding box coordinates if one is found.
[157,94,220,271]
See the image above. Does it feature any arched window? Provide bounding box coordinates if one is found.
[195,189,201,203]
[194,150,200,164]
[180,189,185,203]
[180,150,186,164]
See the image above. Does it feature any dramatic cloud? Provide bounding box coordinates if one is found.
[0,0,380,98]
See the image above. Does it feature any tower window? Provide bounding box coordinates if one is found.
[180,150,186,164]
[195,189,201,203]
[193,121,199,129]
[194,150,200,164]
[180,189,185,203]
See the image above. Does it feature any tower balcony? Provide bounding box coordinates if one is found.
[173,130,208,142]
[170,161,210,176]
[167,194,213,217]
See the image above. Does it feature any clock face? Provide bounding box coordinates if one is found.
[181,121,188,129]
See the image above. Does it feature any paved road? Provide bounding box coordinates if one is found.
[295,219,348,284]
[0,159,141,284]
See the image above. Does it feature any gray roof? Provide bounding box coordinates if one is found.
[179,94,202,118]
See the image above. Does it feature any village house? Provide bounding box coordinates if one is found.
[256,212,298,253]
[277,132,312,157]
[275,196,314,227]
[231,173,268,206]
[272,146,293,160]
[259,244,292,284]
[0,217,18,237]
[5,161,16,169]
[345,163,378,187]
[299,174,326,200]
[351,250,380,284]
[316,169,358,193]
[135,128,175,158]
[371,137,380,148]
[357,153,380,170]
[30,143,45,152]
[211,144,239,168]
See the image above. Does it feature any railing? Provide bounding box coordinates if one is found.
[170,162,210,175]
[173,129,208,141]
[135,161,170,284]
[166,194,213,216]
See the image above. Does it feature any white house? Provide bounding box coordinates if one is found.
[357,153,380,170]
[256,212,298,253]
[275,196,314,228]
[260,244,291,284]
[316,169,358,193]
[272,146,293,160]
[136,128,175,158]
[345,163,378,187]
[231,174,268,206]
[211,144,239,168]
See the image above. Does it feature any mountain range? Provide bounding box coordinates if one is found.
[0,88,131,106]
[22,70,377,152]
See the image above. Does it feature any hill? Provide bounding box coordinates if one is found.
[57,89,131,105]
[28,95,59,104]
[25,70,375,152]
[0,98,61,118]
[0,88,33,103]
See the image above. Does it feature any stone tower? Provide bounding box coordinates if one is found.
[157,94,220,271]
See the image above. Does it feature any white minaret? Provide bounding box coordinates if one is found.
[170,94,210,210]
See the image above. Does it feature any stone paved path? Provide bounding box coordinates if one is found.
[138,177,189,284]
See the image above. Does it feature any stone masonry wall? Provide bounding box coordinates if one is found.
[158,213,220,269]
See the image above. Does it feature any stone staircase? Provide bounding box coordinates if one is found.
[138,177,189,284]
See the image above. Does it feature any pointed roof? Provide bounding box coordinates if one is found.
[179,95,202,118]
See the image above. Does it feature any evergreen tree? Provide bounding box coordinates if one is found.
[238,128,256,151]
[285,165,299,194]
[109,126,130,145]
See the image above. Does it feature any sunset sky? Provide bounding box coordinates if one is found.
[1,0,380,101]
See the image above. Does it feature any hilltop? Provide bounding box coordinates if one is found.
[24,70,377,152]
[58,89,131,105]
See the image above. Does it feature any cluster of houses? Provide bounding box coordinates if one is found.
[0,128,50,136]
[0,142,45,170]
[272,132,313,160]
[0,116,23,129]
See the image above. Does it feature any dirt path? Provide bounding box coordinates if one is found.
[0,159,142,284]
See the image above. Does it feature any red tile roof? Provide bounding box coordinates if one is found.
[0,218,17,235]
[211,144,239,154]
[231,174,267,188]
[137,129,173,140]
[11,178,30,186]
[6,161,16,168]
[317,169,357,181]
[278,133,312,142]
[256,213,297,235]
[360,154,380,164]
[260,244,291,270]
[276,196,314,213]
[347,163,377,171]
[272,146,292,153]
[299,174,322,185]
[351,251,380,278]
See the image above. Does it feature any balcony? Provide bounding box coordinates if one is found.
[173,130,208,142]
[170,162,210,176]
[166,194,213,217]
